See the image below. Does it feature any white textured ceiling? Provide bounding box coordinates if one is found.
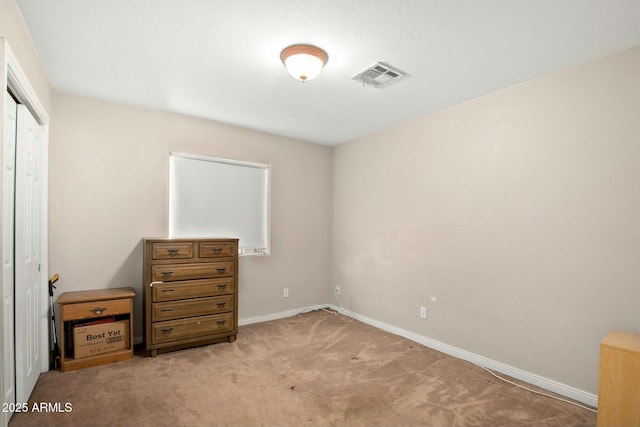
[15,0,640,146]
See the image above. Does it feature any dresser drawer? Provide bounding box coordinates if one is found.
[198,241,236,258]
[151,242,194,260]
[152,278,234,302]
[151,262,234,282]
[60,298,132,322]
[152,296,234,321]
[152,313,234,344]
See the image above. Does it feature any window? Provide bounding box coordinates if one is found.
[169,152,269,255]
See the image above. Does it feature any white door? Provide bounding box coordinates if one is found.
[14,104,44,403]
[1,93,17,425]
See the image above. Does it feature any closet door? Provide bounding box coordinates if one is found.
[14,104,44,403]
[1,93,17,424]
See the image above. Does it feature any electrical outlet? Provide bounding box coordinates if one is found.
[420,307,427,319]
[335,285,341,295]
[283,288,289,298]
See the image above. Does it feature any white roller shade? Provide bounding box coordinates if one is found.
[169,152,269,254]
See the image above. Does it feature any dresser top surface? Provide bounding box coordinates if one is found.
[144,237,239,242]
[601,331,640,354]
[57,287,136,305]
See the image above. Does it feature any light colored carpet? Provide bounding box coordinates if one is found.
[9,310,596,426]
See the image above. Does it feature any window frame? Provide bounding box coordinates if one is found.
[169,151,271,256]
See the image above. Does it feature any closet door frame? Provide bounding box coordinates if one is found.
[0,38,49,427]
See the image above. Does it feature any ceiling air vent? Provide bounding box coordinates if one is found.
[352,62,407,88]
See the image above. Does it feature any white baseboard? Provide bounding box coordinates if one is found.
[238,303,598,408]
[238,304,329,326]
[327,304,598,409]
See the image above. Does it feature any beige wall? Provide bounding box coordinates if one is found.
[50,93,333,340]
[333,45,640,394]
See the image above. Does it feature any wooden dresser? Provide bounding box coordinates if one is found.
[597,331,640,427]
[143,238,239,356]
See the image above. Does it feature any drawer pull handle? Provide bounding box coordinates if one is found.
[211,247,222,253]
[216,302,226,308]
[161,271,173,279]
[216,267,226,273]
[216,320,226,326]
[90,307,107,315]
[167,249,179,256]
[160,308,174,312]
[161,289,175,293]
[216,284,227,290]
[161,327,173,335]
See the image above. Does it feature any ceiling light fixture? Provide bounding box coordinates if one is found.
[280,44,328,82]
